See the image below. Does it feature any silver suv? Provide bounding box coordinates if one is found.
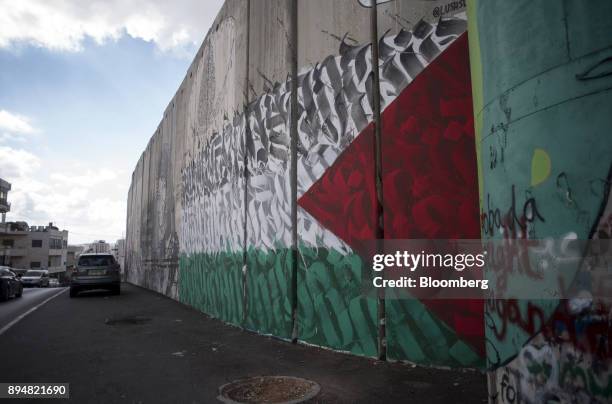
[70,253,120,297]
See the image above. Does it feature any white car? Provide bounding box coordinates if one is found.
[20,270,50,287]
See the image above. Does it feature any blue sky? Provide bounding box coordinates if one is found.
[0,0,223,244]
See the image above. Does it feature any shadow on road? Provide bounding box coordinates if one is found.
[73,289,125,298]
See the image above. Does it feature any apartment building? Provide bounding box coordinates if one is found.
[0,178,10,223]
[0,177,70,275]
[88,240,110,254]
[0,222,69,274]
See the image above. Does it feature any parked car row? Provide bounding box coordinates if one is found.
[0,266,69,302]
[0,266,23,301]
[2,254,122,301]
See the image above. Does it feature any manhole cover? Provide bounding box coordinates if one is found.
[104,316,151,326]
[218,376,320,404]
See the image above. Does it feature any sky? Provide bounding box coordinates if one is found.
[0,0,224,245]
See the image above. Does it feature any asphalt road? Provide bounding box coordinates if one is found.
[0,283,487,403]
[0,287,66,333]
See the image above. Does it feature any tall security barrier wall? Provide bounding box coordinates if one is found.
[468,0,612,402]
[126,0,483,369]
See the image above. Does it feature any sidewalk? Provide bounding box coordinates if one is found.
[125,284,489,403]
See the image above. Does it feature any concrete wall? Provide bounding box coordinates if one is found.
[468,0,612,402]
[125,0,612,399]
[126,0,482,369]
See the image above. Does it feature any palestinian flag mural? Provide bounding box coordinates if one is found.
[178,12,483,367]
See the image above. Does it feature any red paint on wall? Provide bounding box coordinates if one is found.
[299,123,378,247]
[299,34,484,355]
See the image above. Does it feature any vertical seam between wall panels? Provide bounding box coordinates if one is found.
[140,153,145,286]
[290,0,299,343]
[370,0,386,361]
[139,157,144,286]
[168,106,172,293]
[147,146,153,289]
[125,183,130,282]
[242,0,251,327]
[562,0,571,61]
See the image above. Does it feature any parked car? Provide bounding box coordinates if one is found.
[21,270,50,288]
[0,267,23,301]
[11,268,27,278]
[70,253,121,297]
[49,278,60,287]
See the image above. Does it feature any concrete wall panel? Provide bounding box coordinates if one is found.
[469,0,612,402]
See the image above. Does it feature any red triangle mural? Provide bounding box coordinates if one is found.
[298,34,484,355]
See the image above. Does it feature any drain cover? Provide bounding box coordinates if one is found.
[218,376,320,404]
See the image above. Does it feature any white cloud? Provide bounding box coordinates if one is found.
[0,110,36,134]
[50,168,118,187]
[1,145,128,244]
[0,0,224,54]
[0,146,41,178]
[0,132,28,143]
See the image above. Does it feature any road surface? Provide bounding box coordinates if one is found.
[0,283,487,403]
[0,287,67,334]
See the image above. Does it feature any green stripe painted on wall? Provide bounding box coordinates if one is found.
[386,294,483,368]
[297,247,377,357]
[244,247,293,339]
[179,245,483,366]
[178,251,244,326]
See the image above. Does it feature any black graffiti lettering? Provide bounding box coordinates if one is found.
[500,373,517,403]
[433,0,466,18]
[481,185,545,237]
[482,193,502,236]
[490,145,498,170]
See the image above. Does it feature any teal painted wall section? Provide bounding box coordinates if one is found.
[469,0,612,402]
[179,252,244,326]
[244,247,293,339]
[386,295,483,367]
[297,247,378,357]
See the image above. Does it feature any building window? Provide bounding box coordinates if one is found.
[32,240,43,248]
[50,238,62,249]
[30,262,41,268]
[2,239,14,247]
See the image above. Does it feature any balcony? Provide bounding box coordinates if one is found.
[0,178,10,191]
[0,198,9,212]
[0,246,27,257]
[0,223,29,236]
[49,249,64,256]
